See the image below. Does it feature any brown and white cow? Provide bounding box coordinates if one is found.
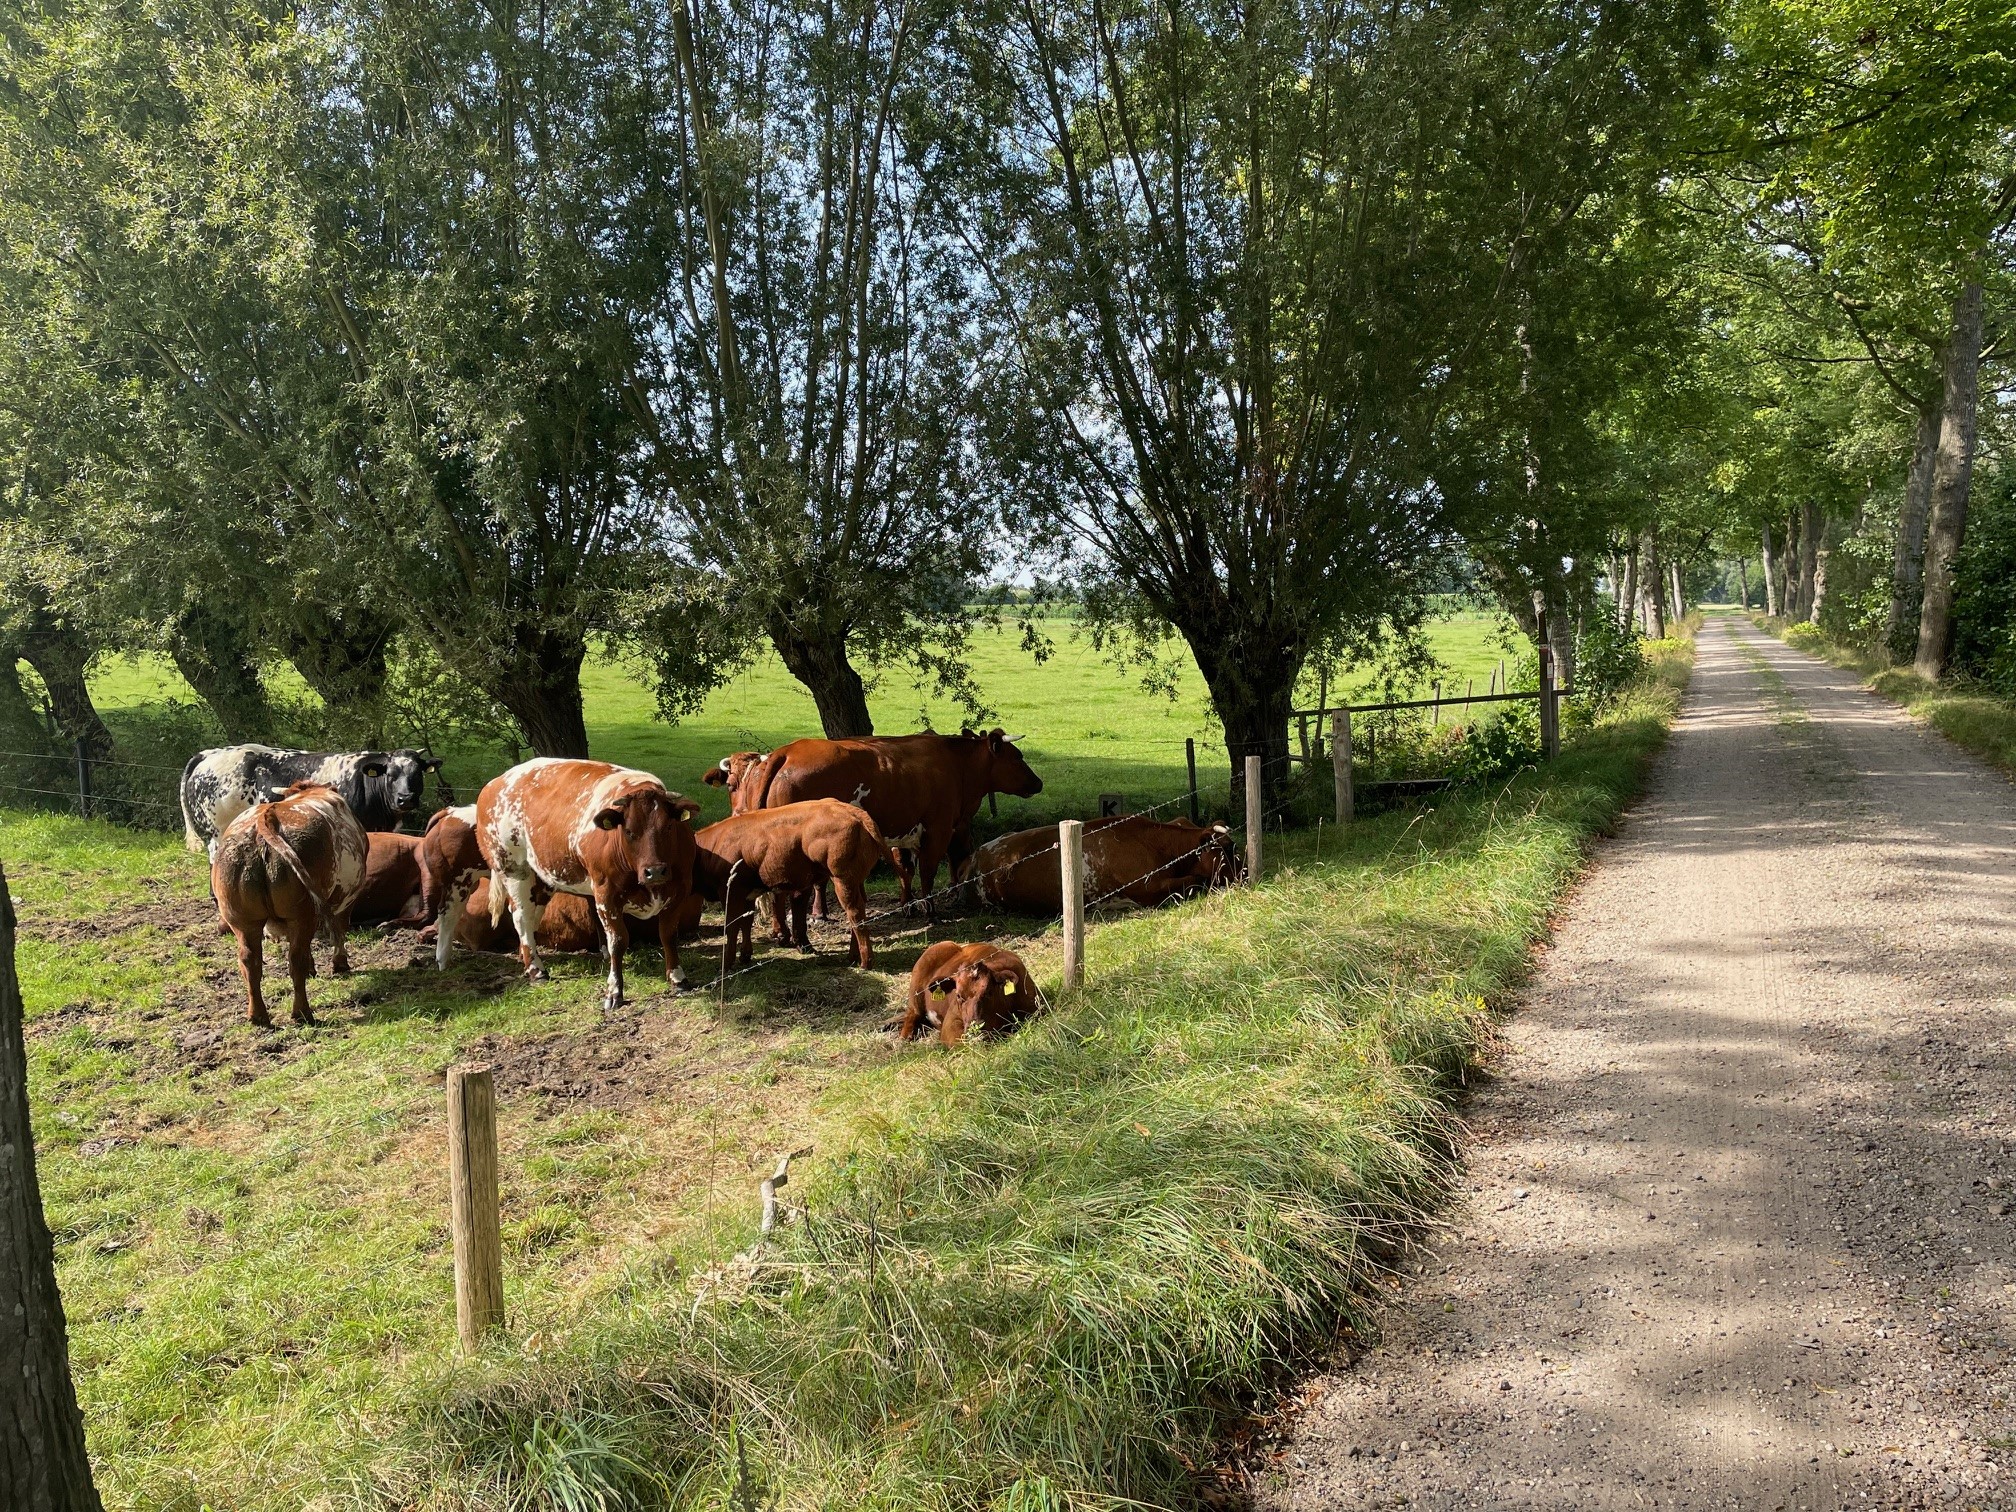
[741,730,1042,901]
[962,814,1243,914]
[692,799,904,969]
[348,831,424,927]
[475,759,702,1009]
[701,750,768,814]
[451,878,704,955]
[897,941,1039,1047]
[210,781,369,1027]
[382,804,490,970]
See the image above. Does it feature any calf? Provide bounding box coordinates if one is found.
[210,782,368,1027]
[349,832,424,927]
[898,941,1039,1047]
[963,815,1243,914]
[692,799,902,969]
[475,759,702,1009]
[384,804,490,970]
[182,744,442,857]
[452,879,703,955]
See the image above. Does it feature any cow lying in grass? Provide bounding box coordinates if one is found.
[898,941,1038,1047]
[476,759,701,1009]
[449,879,703,956]
[961,815,1243,913]
[693,799,904,969]
[210,782,367,1027]
[348,832,424,927]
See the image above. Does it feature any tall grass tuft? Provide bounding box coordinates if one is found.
[393,635,1694,1510]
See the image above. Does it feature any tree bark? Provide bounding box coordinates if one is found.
[169,605,276,743]
[1778,513,1801,619]
[1668,560,1686,622]
[1738,557,1751,610]
[1794,503,1820,622]
[489,631,591,758]
[773,630,875,738]
[279,608,389,737]
[1639,533,1665,639]
[1617,550,1638,632]
[1915,281,1985,681]
[1760,525,1779,617]
[17,616,114,765]
[1809,514,1833,625]
[1885,400,1941,661]
[0,864,105,1512]
[1195,652,1295,828]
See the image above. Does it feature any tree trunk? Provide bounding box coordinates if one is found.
[1809,515,1833,625]
[1795,503,1820,622]
[773,630,875,738]
[0,864,105,1512]
[1885,400,1941,661]
[1545,587,1576,695]
[489,631,591,758]
[17,616,114,765]
[1195,653,1295,828]
[169,606,276,743]
[0,653,50,751]
[280,609,390,738]
[1639,533,1665,640]
[1778,513,1801,619]
[1760,525,1779,616]
[1738,557,1751,610]
[1915,281,1985,681]
[1668,560,1686,622]
[1618,550,1638,632]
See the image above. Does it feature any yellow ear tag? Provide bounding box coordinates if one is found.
[1002,980,1016,995]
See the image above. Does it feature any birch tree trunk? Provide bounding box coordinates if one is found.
[1915,281,1985,681]
[1668,560,1686,622]
[1810,516,1832,625]
[1885,401,1941,660]
[1760,525,1779,616]
[0,864,104,1512]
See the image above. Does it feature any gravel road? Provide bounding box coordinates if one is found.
[1259,616,2016,1511]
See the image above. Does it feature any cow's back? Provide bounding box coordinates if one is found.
[760,735,967,833]
[212,786,368,916]
[969,825,1067,913]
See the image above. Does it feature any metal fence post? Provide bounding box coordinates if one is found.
[1244,755,1263,883]
[1059,820,1085,992]
[1539,646,1560,760]
[1331,710,1352,824]
[447,1064,504,1351]
[74,738,92,819]
[1185,738,1199,823]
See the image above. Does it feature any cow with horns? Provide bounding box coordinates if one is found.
[181,745,443,858]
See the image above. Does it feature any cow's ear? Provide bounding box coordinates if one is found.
[987,728,1006,753]
[926,976,956,996]
[362,761,387,779]
[424,757,445,773]
[593,806,625,831]
[672,795,702,822]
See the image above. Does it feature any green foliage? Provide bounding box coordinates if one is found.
[1950,467,2016,698]
[1573,613,1647,707]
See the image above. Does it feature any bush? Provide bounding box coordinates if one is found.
[1783,621,1827,653]
[1572,614,1645,707]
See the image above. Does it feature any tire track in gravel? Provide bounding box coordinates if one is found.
[1259,615,2016,1512]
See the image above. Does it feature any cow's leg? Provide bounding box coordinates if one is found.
[234,926,270,1028]
[327,906,353,977]
[593,893,631,1010]
[812,879,830,920]
[789,890,812,952]
[435,880,472,970]
[915,832,951,915]
[759,891,789,945]
[655,906,688,990]
[724,881,755,970]
[832,875,871,968]
[503,872,547,981]
[286,912,318,1026]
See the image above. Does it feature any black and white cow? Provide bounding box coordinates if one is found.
[180,745,443,858]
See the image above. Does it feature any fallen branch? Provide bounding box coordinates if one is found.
[761,1146,813,1234]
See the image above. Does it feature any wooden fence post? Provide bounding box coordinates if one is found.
[447,1064,504,1351]
[1185,738,1199,823]
[1538,646,1560,761]
[1059,819,1084,992]
[1331,710,1352,824]
[1244,755,1263,883]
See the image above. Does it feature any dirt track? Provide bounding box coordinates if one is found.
[1261,617,2016,1511]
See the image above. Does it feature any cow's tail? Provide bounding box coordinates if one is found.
[253,803,329,911]
[489,866,509,927]
[850,808,905,874]
[180,752,207,853]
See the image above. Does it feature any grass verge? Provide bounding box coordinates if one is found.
[377,631,1696,1512]
[1748,614,2016,777]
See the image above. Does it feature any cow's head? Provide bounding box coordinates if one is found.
[352,750,442,818]
[591,784,701,891]
[982,729,1043,798]
[702,751,765,806]
[926,952,1031,1046]
[1199,823,1245,888]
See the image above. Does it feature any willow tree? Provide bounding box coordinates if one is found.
[962,0,1708,796]
[637,0,1005,737]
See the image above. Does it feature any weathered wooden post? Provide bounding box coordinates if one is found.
[1185,738,1199,822]
[1331,710,1352,825]
[1244,755,1263,883]
[447,1064,504,1351]
[1538,645,1560,761]
[1059,819,1084,992]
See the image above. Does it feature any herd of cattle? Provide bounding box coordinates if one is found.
[180,732,1244,1038]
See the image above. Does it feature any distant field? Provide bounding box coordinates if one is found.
[79,609,1520,827]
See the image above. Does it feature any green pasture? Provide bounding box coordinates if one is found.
[72,609,1520,828]
[11,615,1690,1511]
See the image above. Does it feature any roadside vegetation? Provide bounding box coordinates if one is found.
[19,627,1691,1510]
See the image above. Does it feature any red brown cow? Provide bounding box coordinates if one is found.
[382,804,490,970]
[452,878,704,955]
[475,759,702,1009]
[693,800,903,968]
[210,782,369,1027]
[742,729,1042,902]
[701,750,768,814]
[962,815,1243,914]
[897,941,1039,1047]
[348,832,424,927]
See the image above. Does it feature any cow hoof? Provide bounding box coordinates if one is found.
[523,966,548,984]
[249,1013,273,1030]
[601,991,624,1013]
[292,1011,317,1027]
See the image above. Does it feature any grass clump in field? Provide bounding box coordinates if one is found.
[1749,613,2016,777]
[389,632,1694,1511]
